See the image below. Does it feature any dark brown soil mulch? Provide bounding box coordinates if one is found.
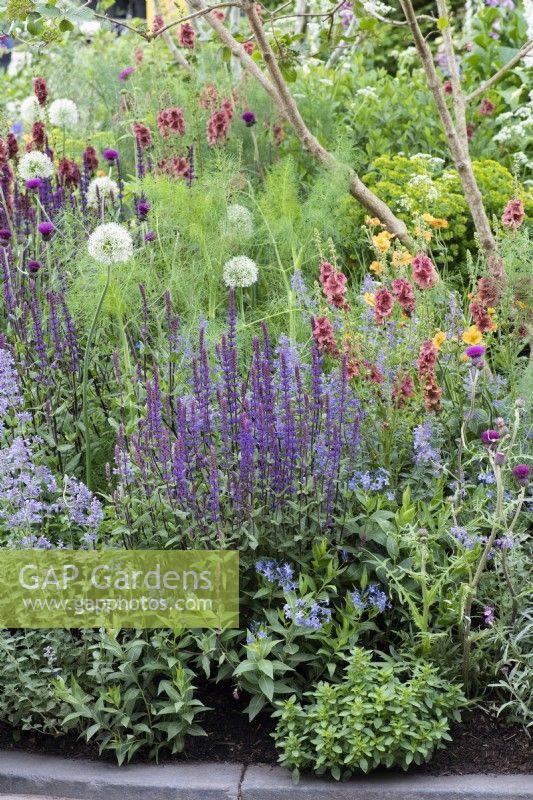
[0,682,531,774]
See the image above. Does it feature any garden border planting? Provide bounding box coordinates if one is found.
[1,0,532,785]
[0,753,532,800]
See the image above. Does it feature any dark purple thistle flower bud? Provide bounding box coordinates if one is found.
[137,200,151,220]
[465,345,485,359]
[512,464,531,486]
[0,228,11,246]
[27,259,42,274]
[494,451,506,466]
[241,110,256,127]
[144,230,156,242]
[26,178,43,190]
[37,221,54,240]
[481,429,500,446]
[103,148,120,162]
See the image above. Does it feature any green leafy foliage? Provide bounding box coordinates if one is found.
[272,647,466,781]
[55,630,208,764]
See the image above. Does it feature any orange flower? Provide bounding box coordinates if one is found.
[369,260,383,275]
[422,213,448,229]
[365,216,382,226]
[432,331,447,350]
[392,249,413,267]
[372,231,394,253]
[415,226,433,242]
[462,325,483,345]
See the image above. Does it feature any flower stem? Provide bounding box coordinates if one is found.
[82,263,111,490]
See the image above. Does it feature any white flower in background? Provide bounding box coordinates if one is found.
[493,103,533,145]
[356,87,378,99]
[87,176,119,208]
[88,223,133,265]
[48,99,79,129]
[224,204,254,238]
[513,152,530,168]
[410,154,445,172]
[223,256,258,288]
[20,95,44,126]
[8,51,32,78]
[79,20,101,36]
[362,0,393,16]
[407,173,438,202]
[18,151,54,181]
[441,171,456,183]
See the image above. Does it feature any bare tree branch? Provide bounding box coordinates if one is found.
[399,0,497,258]
[91,12,151,38]
[294,0,308,35]
[187,0,285,104]
[437,0,468,147]
[466,39,533,103]
[236,0,410,240]
[153,0,191,69]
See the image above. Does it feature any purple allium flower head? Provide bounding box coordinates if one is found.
[137,200,151,219]
[241,110,256,127]
[0,228,11,245]
[25,178,42,190]
[37,221,54,240]
[512,464,531,486]
[466,345,486,359]
[27,260,42,274]
[144,230,156,242]
[481,429,500,446]
[119,66,135,81]
[103,148,119,161]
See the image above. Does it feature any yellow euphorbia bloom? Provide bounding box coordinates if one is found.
[432,331,447,350]
[372,231,395,252]
[462,326,483,345]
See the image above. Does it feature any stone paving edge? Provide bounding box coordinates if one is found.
[0,751,532,800]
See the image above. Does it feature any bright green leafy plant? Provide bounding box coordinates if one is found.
[273,647,466,782]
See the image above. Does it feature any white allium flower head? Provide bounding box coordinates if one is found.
[224,204,254,238]
[48,99,79,129]
[87,223,134,266]
[223,256,258,288]
[20,95,45,126]
[18,151,54,182]
[87,176,119,208]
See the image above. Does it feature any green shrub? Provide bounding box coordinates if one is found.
[55,630,208,764]
[273,648,466,781]
[0,630,90,736]
[361,154,533,266]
